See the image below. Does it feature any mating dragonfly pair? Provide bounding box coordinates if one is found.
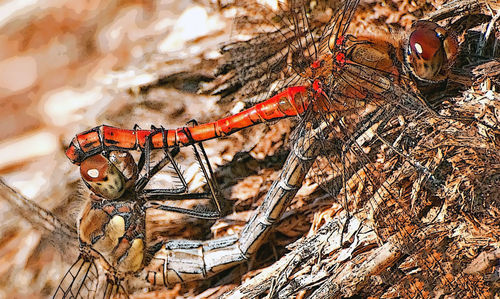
[50,0,498,298]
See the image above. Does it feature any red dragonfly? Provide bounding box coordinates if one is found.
[66,16,458,165]
[56,0,496,297]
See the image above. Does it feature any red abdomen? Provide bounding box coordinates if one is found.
[66,86,309,164]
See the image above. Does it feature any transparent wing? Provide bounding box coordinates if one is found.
[298,36,491,299]
[204,0,350,105]
[53,254,99,299]
[101,279,128,299]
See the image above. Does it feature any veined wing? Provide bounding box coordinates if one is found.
[293,6,496,298]
[0,178,77,243]
[204,0,353,105]
[53,252,128,299]
[53,254,99,299]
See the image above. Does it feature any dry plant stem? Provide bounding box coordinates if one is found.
[477,9,500,56]
[219,211,375,299]
[223,213,447,298]
[428,0,489,21]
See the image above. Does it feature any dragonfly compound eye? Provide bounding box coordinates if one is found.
[80,154,127,200]
[107,151,138,190]
[406,20,458,82]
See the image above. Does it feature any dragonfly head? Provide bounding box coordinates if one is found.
[405,20,458,83]
[80,151,138,200]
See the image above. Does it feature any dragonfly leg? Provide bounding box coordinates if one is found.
[185,119,224,215]
[143,199,221,219]
[135,125,186,193]
[140,121,224,219]
[143,120,325,286]
[373,112,440,186]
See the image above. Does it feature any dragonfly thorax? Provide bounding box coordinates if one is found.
[79,200,146,274]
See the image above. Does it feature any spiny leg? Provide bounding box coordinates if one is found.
[135,125,185,193]
[135,148,183,193]
[143,200,220,219]
[186,119,223,215]
[141,122,222,219]
[372,107,440,187]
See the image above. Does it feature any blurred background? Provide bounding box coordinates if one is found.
[0,1,237,297]
[0,0,230,196]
